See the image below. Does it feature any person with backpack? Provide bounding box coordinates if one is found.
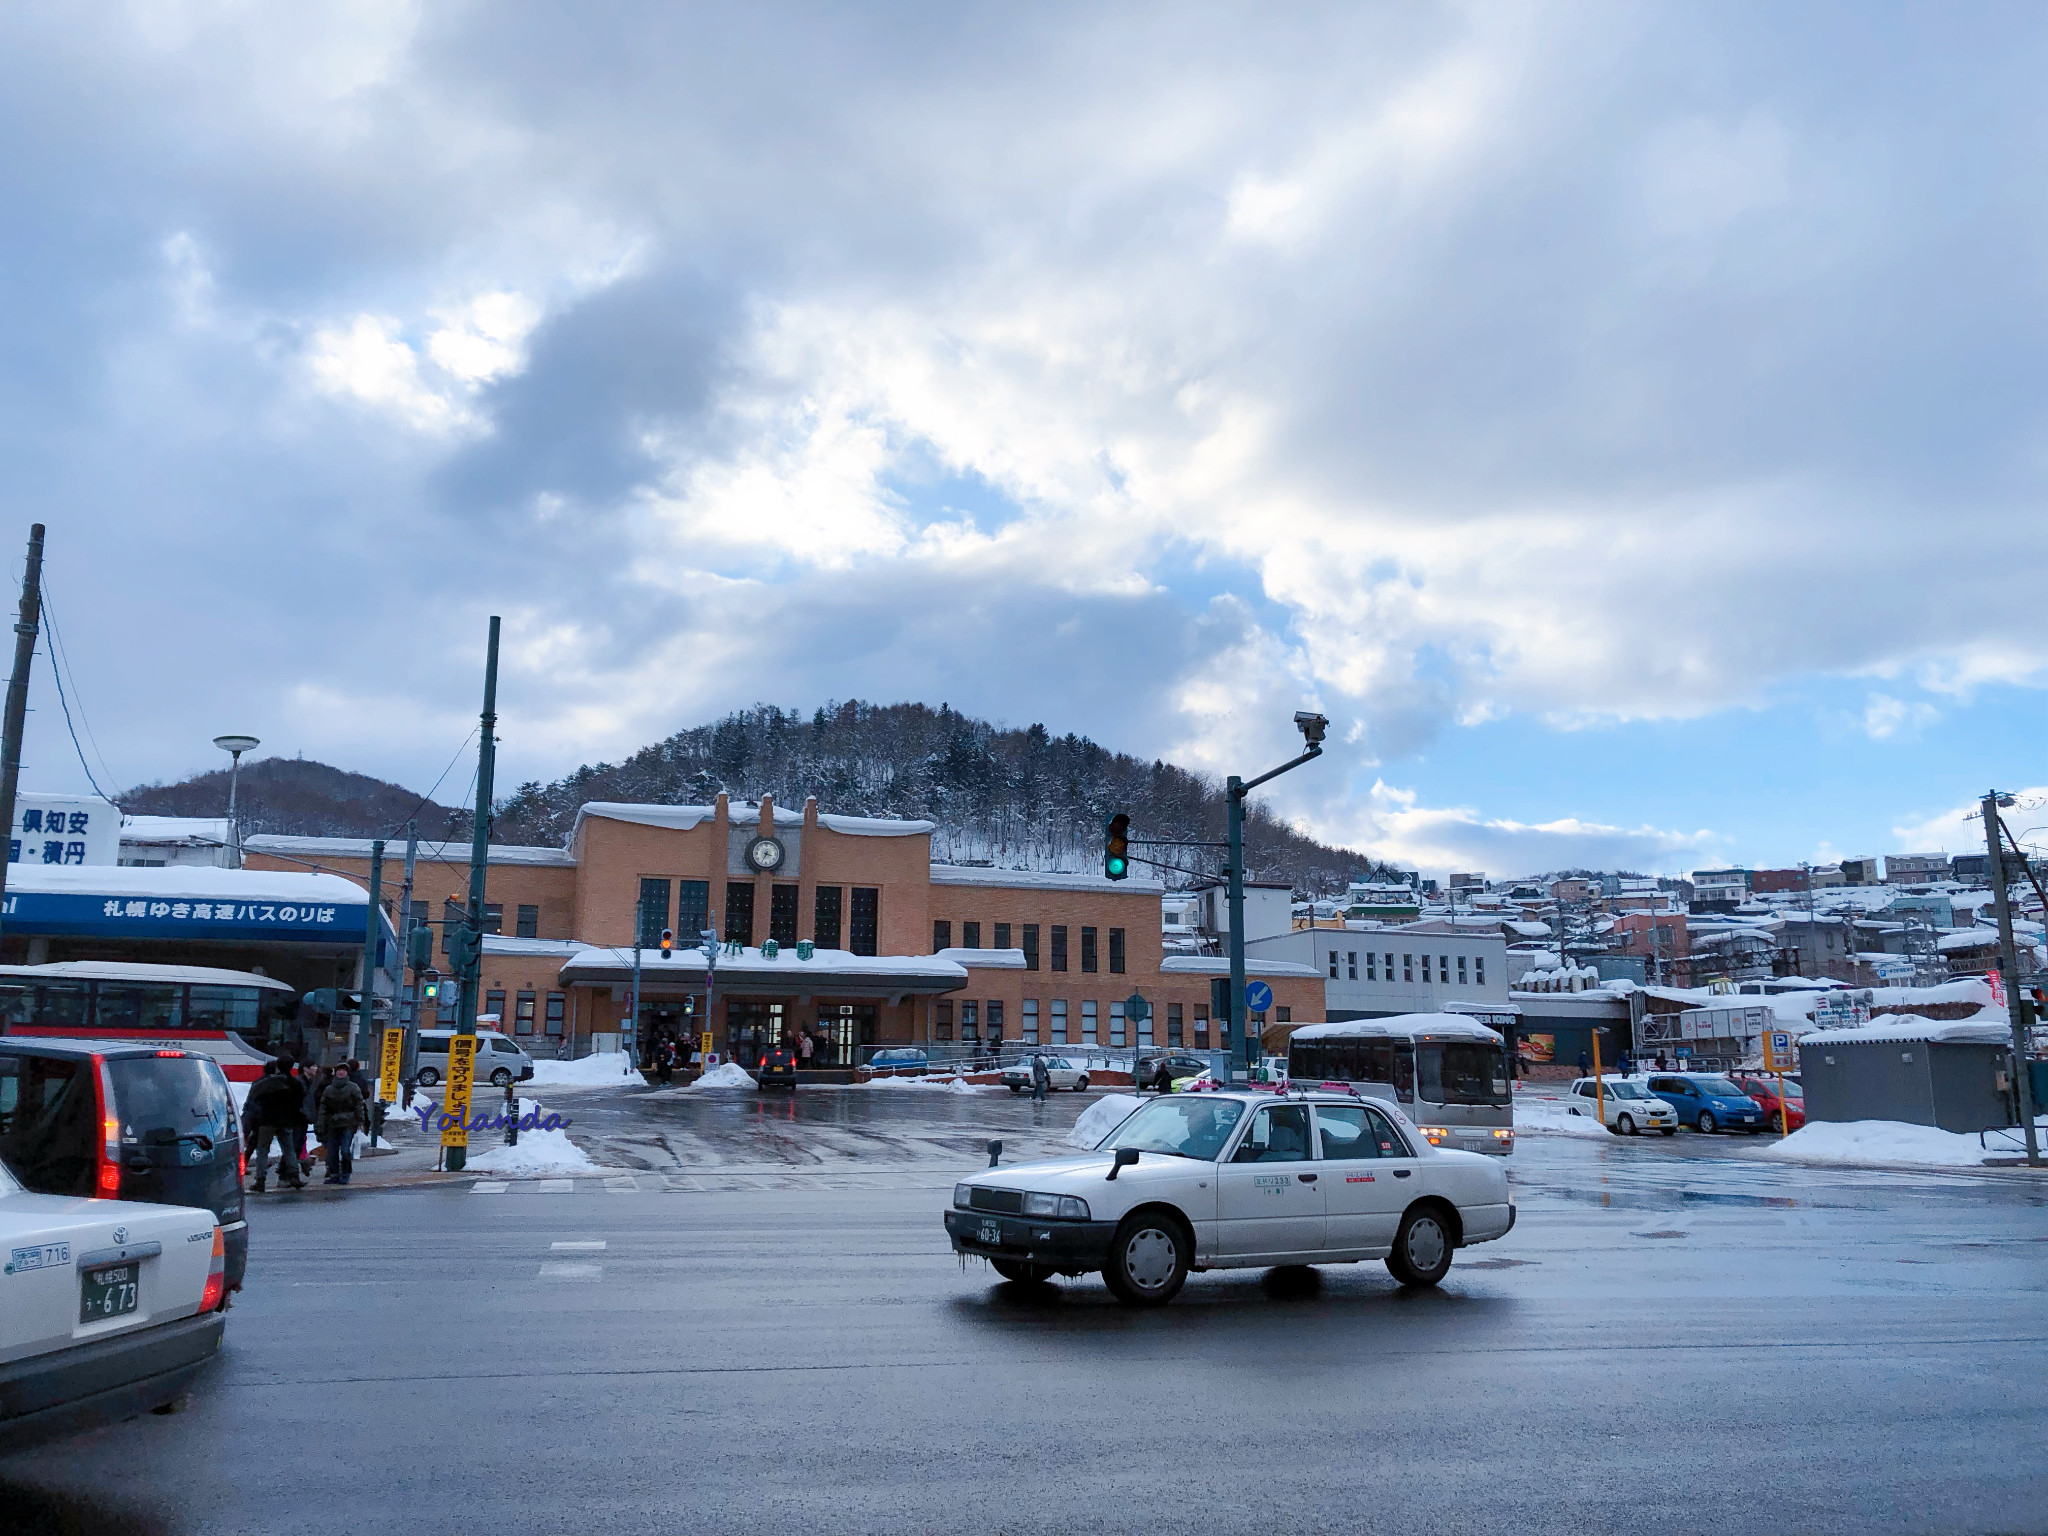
[244,1060,307,1193]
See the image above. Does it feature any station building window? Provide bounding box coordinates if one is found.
[1022,999,1039,1043]
[1108,928,1125,974]
[1050,926,1068,972]
[1081,927,1098,973]
[514,991,536,1035]
[935,1001,954,1042]
[1110,1000,1125,1047]
[814,886,842,950]
[677,881,710,942]
[1082,999,1098,1045]
[1194,1003,1209,1045]
[994,922,1011,949]
[545,993,566,1038]
[482,903,503,935]
[724,883,754,946]
[850,887,879,956]
[770,885,799,947]
[933,920,952,952]
[1167,1002,1183,1045]
[987,1001,1004,1043]
[962,921,980,949]
[485,989,505,1025]
[1023,924,1040,971]
[961,1001,979,1042]
[516,905,539,939]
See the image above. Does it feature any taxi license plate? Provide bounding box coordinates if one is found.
[81,1263,139,1323]
[978,1219,1001,1245]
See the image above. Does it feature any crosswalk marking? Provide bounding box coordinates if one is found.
[551,1240,606,1251]
[536,1178,575,1194]
[604,1176,639,1193]
[471,1181,509,1194]
[536,1261,602,1280]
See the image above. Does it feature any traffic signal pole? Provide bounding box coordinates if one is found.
[446,616,500,1174]
[1224,715,1326,1081]
[1982,792,2041,1167]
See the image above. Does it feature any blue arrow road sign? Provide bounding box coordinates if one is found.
[1244,980,1274,1012]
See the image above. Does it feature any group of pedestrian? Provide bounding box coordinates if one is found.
[241,1053,374,1191]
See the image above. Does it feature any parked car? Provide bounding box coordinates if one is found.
[867,1048,929,1077]
[414,1030,536,1089]
[0,1042,247,1296]
[1643,1072,1769,1134]
[0,1145,228,1449]
[1138,1053,1212,1092]
[1564,1077,1678,1136]
[1731,1074,1806,1132]
[757,1047,798,1091]
[945,1090,1515,1304]
[1000,1056,1090,1093]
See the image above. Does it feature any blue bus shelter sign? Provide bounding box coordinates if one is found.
[0,890,371,944]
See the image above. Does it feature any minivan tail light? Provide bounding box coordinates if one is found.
[199,1225,226,1312]
[93,1053,122,1196]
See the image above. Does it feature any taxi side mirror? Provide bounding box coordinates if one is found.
[1106,1147,1139,1181]
[986,1139,1002,1168]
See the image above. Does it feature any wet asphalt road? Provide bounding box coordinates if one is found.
[4,1087,2044,1536]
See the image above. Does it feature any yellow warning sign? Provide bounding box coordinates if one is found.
[378,1026,405,1103]
[440,1034,477,1149]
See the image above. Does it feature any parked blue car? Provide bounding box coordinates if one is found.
[1644,1072,1768,1134]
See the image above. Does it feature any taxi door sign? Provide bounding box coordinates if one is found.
[440,1034,478,1149]
[1762,1031,1794,1071]
[378,1025,405,1103]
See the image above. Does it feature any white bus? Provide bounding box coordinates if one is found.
[1286,1013,1515,1155]
[0,960,298,1082]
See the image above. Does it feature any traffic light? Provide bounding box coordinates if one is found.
[660,928,674,959]
[421,970,441,1004]
[406,922,434,971]
[1103,812,1131,881]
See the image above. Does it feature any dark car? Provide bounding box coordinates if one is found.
[1141,1053,1212,1091]
[757,1047,798,1091]
[0,1042,247,1296]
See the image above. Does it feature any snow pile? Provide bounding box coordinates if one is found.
[1509,1098,1614,1140]
[862,1073,986,1094]
[690,1062,758,1089]
[1759,1117,2047,1168]
[1067,1093,1142,1149]
[524,1053,645,1090]
[462,1097,608,1177]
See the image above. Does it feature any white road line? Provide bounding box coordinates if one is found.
[536,1261,602,1280]
[470,1181,509,1194]
[604,1175,640,1192]
[535,1178,576,1194]
[551,1240,607,1252]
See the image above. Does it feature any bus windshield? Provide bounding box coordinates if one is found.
[1416,1042,1510,1106]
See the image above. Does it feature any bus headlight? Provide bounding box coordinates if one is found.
[1419,1126,1449,1145]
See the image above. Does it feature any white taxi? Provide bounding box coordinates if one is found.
[1564,1077,1679,1136]
[942,1089,1516,1305]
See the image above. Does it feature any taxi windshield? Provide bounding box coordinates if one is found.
[1099,1098,1246,1160]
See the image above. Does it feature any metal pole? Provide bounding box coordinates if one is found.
[1982,793,2041,1166]
[631,913,643,1070]
[356,839,384,1062]
[447,616,499,1174]
[0,523,45,942]
[1227,777,1249,1081]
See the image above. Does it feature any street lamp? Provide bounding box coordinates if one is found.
[1224,712,1328,1080]
[213,735,259,863]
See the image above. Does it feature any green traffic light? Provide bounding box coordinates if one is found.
[1106,855,1127,877]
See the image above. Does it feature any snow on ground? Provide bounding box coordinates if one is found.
[1509,1097,1613,1141]
[461,1096,611,1176]
[1067,1093,1142,1149]
[1759,1117,2048,1168]
[690,1062,758,1089]
[523,1053,646,1090]
[861,1073,990,1094]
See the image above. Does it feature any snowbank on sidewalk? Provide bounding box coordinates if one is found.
[1758,1117,2048,1168]
[524,1053,645,1090]
[1508,1098,1614,1140]
[689,1062,758,1089]
[861,1073,987,1094]
[1067,1093,1142,1149]
[462,1096,609,1176]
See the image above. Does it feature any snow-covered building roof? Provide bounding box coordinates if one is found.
[120,815,232,846]
[569,802,935,841]
[1291,1012,1504,1044]
[1800,1016,2011,1047]
[1159,956,1322,979]
[481,935,590,958]
[0,959,297,993]
[932,946,1027,969]
[558,944,967,997]
[4,862,366,904]
[930,865,1164,894]
[244,834,575,868]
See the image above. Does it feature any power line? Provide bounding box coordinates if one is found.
[384,727,478,837]
[37,588,117,804]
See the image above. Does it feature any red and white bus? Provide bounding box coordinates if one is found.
[0,960,296,1082]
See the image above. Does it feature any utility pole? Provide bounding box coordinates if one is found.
[355,839,384,1062]
[0,523,44,942]
[446,617,500,1174]
[1226,713,1327,1081]
[1982,792,2040,1166]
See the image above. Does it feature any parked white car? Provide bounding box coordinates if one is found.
[415,1029,535,1089]
[1564,1078,1678,1136]
[999,1056,1090,1093]
[943,1089,1515,1304]
[0,1154,227,1449]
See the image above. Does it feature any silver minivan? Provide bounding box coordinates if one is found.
[414,1030,535,1089]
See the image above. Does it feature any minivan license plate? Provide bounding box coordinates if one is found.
[81,1263,139,1323]
[978,1220,1001,1245]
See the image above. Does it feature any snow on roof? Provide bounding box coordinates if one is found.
[120,815,231,844]
[244,834,574,868]
[3,862,367,904]
[933,946,1027,969]
[0,960,297,992]
[572,802,935,840]
[1800,1016,2011,1046]
[930,865,1164,894]
[1159,956,1322,978]
[1936,928,2000,951]
[1291,1012,1504,1044]
[817,813,935,837]
[482,935,591,958]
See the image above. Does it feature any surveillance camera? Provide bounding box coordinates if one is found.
[1293,711,1328,745]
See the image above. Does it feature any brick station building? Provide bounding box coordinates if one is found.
[243,795,1322,1069]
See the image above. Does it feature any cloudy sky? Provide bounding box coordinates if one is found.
[2,2,2041,876]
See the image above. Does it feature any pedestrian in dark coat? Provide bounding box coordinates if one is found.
[244,1062,307,1191]
[1030,1053,1050,1103]
[318,1071,367,1185]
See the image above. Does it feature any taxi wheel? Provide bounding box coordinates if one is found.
[990,1258,1053,1284]
[1103,1213,1189,1306]
[1386,1204,1455,1288]
[1697,1111,1718,1135]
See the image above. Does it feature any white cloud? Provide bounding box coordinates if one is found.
[1861,693,1939,740]
[1892,787,2048,856]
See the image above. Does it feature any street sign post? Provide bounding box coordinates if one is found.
[440,1035,477,1161]
[1244,980,1273,1013]
[1762,1029,1795,1137]
[1125,993,1151,1089]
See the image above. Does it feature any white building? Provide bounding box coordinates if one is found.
[120,815,236,868]
[1246,923,1510,1021]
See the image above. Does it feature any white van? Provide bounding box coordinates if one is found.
[414,1030,535,1089]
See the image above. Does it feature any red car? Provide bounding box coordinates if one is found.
[1732,1075,1805,1132]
